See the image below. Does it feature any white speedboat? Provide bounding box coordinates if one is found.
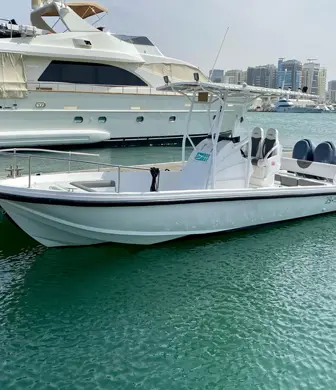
[0,79,336,248]
[274,98,322,113]
[0,0,235,147]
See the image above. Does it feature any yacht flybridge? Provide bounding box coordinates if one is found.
[0,0,226,147]
[0,79,335,248]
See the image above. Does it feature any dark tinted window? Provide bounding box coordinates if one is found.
[114,34,154,46]
[74,116,83,123]
[39,61,147,86]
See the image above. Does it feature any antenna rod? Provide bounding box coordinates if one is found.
[209,26,230,81]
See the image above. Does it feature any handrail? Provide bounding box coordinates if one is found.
[28,82,181,96]
[0,19,13,38]
[0,148,100,157]
[0,152,150,171]
[0,150,151,192]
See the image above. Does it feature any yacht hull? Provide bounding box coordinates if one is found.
[274,107,323,113]
[0,129,111,147]
[0,91,222,147]
[1,189,336,247]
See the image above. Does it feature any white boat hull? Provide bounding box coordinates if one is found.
[1,189,336,247]
[0,81,332,248]
[0,90,228,147]
[275,106,322,113]
[0,129,111,147]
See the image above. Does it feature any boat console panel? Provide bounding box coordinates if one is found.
[206,133,240,143]
[218,134,240,143]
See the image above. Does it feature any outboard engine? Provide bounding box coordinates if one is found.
[313,141,336,164]
[292,139,315,161]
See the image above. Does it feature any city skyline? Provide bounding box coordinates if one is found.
[209,57,330,98]
[5,0,336,80]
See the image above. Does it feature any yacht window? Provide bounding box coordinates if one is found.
[74,116,83,123]
[213,115,216,120]
[169,116,176,122]
[98,116,107,123]
[114,35,154,46]
[136,116,144,123]
[38,61,148,86]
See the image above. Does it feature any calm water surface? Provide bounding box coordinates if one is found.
[1,113,336,389]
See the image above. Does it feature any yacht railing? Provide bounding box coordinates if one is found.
[0,19,14,38]
[0,20,44,38]
[0,148,150,193]
[28,82,181,96]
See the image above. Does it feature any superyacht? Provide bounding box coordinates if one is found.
[0,0,240,147]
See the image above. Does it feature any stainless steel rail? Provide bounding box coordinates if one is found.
[0,148,151,193]
[0,19,13,39]
[28,82,180,96]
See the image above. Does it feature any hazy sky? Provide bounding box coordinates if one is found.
[5,0,336,80]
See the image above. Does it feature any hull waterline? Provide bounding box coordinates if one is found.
[1,190,336,247]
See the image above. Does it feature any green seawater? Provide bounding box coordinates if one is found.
[1,113,336,389]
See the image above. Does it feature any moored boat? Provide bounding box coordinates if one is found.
[0,0,238,147]
[0,79,336,248]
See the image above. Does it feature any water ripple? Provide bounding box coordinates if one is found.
[1,204,336,388]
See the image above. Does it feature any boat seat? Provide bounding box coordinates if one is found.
[261,128,278,158]
[276,173,325,187]
[70,180,116,192]
[49,184,75,192]
[313,141,336,164]
[250,127,264,164]
[292,139,315,161]
[249,128,282,187]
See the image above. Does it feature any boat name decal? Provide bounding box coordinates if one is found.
[195,152,210,162]
[325,196,336,204]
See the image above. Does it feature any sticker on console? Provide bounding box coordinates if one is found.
[325,196,336,204]
[195,152,210,162]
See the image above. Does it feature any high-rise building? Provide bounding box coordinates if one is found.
[224,69,244,84]
[302,60,320,95]
[247,65,276,88]
[318,68,327,99]
[276,58,302,90]
[209,69,224,83]
[328,80,336,102]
